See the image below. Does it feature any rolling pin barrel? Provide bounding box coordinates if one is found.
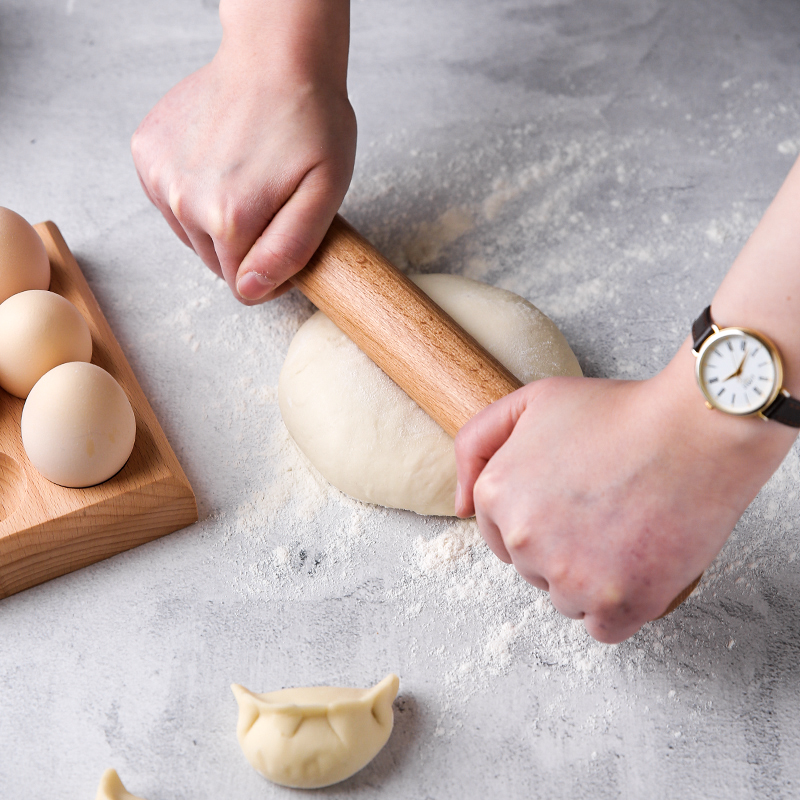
[290,214,699,618]
[290,215,522,437]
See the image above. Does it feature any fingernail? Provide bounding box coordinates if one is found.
[237,271,275,301]
[454,482,462,513]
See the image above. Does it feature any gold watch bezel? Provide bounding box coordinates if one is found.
[694,326,784,418]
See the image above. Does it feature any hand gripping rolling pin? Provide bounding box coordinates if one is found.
[290,214,701,618]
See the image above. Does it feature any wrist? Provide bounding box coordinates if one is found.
[654,338,797,491]
[218,0,350,94]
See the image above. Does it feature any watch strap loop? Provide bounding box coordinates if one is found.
[692,306,716,352]
[762,390,800,428]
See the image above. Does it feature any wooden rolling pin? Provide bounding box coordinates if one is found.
[292,215,520,436]
[290,214,701,617]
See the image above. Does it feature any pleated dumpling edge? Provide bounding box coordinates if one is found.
[231,673,400,789]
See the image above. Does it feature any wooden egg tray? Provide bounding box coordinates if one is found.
[0,222,197,599]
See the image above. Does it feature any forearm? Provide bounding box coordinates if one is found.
[655,157,800,488]
[712,155,800,394]
[218,0,351,92]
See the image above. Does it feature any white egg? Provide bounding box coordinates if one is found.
[0,207,50,304]
[21,362,136,488]
[0,290,92,398]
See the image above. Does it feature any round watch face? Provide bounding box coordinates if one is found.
[696,328,780,415]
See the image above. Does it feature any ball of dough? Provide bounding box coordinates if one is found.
[0,290,92,398]
[232,674,399,789]
[0,207,50,304]
[21,362,136,488]
[279,273,582,516]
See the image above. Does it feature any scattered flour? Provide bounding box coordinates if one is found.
[206,410,764,723]
[404,207,474,266]
[153,123,800,727]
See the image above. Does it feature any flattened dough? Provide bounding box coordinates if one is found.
[279,274,581,515]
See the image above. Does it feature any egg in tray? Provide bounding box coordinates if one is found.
[0,208,196,600]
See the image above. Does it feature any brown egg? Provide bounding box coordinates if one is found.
[0,290,92,398]
[21,362,136,488]
[0,207,50,304]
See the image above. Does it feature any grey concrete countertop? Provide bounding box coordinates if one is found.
[2,1,800,798]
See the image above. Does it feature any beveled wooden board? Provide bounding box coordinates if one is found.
[0,222,197,599]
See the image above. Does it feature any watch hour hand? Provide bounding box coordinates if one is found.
[723,350,748,381]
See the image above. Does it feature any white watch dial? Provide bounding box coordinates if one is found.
[698,330,778,415]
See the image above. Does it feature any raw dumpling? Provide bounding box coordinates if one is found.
[231,673,399,789]
[95,769,147,800]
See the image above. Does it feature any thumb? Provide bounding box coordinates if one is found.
[453,384,535,517]
[235,170,344,302]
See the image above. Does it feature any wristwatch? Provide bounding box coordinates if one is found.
[692,306,800,426]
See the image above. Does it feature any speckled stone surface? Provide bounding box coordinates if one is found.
[2,1,800,798]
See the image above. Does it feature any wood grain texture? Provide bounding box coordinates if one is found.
[291,215,522,438]
[0,222,197,599]
[293,214,700,618]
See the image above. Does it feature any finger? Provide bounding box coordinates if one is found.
[474,501,512,564]
[500,525,550,591]
[454,386,535,517]
[546,586,585,620]
[137,169,225,280]
[134,168,195,252]
[583,614,644,645]
[517,569,549,593]
[134,167,159,212]
[185,228,224,281]
[159,200,195,250]
[167,185,225,280]
[235,168,343,303]
[581,585,649,644]
[235,279,293,307]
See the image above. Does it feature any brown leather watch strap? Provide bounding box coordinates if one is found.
[691,306,715,352]
[762,392,800,427]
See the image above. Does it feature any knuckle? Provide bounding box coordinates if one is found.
[130,130,142,159]
[582,586,641,644]
[144,164,161,192]
[546,559,572,587]
[206,192,244,243]
[130,123,150,157]
[168,184,185,220]
[473,469,503,512]
[502,525,529,553]
[593,585,628,618]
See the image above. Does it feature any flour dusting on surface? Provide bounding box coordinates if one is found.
[153,124,800,733]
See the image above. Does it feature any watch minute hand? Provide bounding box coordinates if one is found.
[723,351,748,381]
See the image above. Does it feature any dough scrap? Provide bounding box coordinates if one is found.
[95,769,146,800]
[231,674,399,789]
[279,273,582,515]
